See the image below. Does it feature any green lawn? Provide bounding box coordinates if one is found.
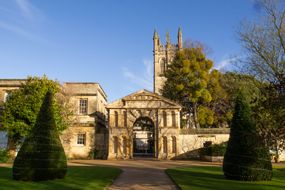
[166,166,285,190]
[0,166,121,190]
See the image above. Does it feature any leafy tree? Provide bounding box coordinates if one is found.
[223,93,272,181]
[253,86,285,162]
[219,72,264,125]
[162,46,226,128]
[207,70,230,127]
[1,76,73,145]
[13,90,67,181]
[221,72,262,105]
[197,106,214,127]
[238,0,285,161]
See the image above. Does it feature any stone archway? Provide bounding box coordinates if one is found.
[106,89,181,160]
[132,117,155,157]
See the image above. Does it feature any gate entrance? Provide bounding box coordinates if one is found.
[133,117,154,157]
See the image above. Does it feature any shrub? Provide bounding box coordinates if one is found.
[0,148,9,163]
[223,93,272,181]
[200,142,227,157]
[13,91,67,181]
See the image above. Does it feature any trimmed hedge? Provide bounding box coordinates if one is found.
[223,93,272,181]
[200,142,227,156]
[13,91,67,181]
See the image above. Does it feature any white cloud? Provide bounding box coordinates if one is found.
[0,0,51,45]
[214,56,236,71]
[122,59,153,90]
[15,0,44,22]
[0,20,33,38]
[0,20,53,45]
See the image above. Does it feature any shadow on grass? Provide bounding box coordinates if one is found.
[166,166,285,190]
[0,166,121,190]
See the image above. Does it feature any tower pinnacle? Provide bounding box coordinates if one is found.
[153,29,160,51]
[178,27,183,50]
[153,29,159,39]
[166,32,171,45]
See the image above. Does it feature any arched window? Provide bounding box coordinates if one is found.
[114,111,118,127]
[160,59,166,75]
[172,136,177,154]
[172,111,176,127]
[163,111,167,127]
[114,136,118,154]
[124,111,127,127]
[122,136,127,155]
[163,136,168,154]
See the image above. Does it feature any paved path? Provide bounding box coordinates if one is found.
[2,160,284,189]
[69,159,221,190]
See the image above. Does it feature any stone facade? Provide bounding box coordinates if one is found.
[106,89,181,159]
[153,28,182,94]
[1,29,285,162]
[60,83,108,159]
[0,80,108,159]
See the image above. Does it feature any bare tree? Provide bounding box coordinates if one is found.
[238,0,285,87]
[238,0,285,162]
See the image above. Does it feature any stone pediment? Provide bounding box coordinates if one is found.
[107,89,181,109]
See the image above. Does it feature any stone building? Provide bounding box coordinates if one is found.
[60,83,108,159]
[0,80,108,159]
[106,89,181,159]
[153,28,182,94]
[0,80,25,149]
[1,29,284,161]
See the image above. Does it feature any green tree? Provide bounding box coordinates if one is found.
[13,90,67,181]
[162,47,225,128]
[253,86,285,162]
[238,0,285,161]
[1,76,72,145]
[221,72,263,106]
[207,70,230,127]
[219,72,264,125]
[223,93,272,181]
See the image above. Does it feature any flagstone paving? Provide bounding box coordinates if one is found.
[69,159,221,190]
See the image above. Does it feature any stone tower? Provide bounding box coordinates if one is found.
[153,28,183,94]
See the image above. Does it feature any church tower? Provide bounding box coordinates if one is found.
[153,28,183,94]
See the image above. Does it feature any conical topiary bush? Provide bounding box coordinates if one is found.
[13,90,67,181]
[223,92,272,181]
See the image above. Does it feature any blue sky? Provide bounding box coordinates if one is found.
[0,0,260,101]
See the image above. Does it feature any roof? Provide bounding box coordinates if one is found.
[107,89,181,109]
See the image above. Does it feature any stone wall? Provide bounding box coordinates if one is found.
[61,125,95,159]
[176,133,230,159]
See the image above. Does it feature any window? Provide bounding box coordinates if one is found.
[114,136,118,154]
[124,111,127,127]
[172,136,177,154]
[114,111,119,127]
[122,136,127,155]
[79,99,88,114]
[172,111,176,127]
[77,134,86,145]
[163,111,167,126]
[163,136,168,154]
[160,59,166,75]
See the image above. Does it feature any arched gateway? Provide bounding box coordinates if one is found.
[106,89,181,159]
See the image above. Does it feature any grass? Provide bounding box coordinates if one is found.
[0,166,121,190]
[166,166,285,190]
